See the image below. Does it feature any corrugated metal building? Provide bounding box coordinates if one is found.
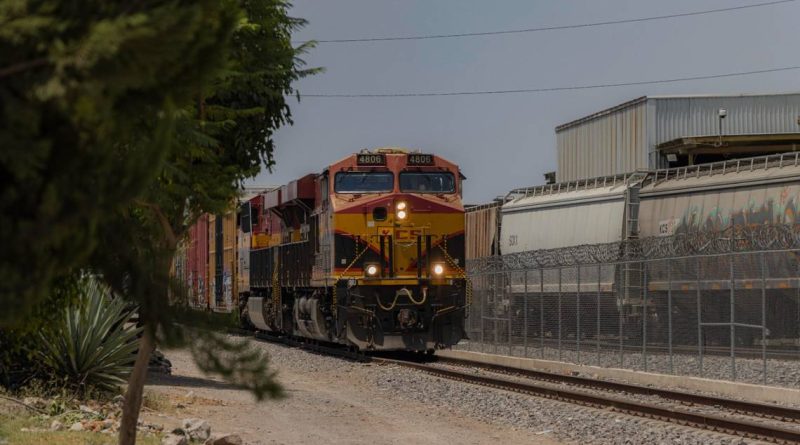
[556,93,800,181]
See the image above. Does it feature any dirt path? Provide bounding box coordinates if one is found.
[144,343,559,445]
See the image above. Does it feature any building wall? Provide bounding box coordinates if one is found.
[556,93,800,182]
[556,98,649,182]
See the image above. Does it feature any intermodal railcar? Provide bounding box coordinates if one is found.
[238,148,468,351]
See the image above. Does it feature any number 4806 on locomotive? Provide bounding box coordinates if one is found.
[238,148,468,352]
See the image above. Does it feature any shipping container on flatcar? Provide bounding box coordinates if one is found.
[208,211,237,312]
[185,214,209,308]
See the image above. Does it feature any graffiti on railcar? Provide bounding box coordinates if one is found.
[659,186,800,237]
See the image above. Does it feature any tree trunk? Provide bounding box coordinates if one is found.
[118,326,155,445]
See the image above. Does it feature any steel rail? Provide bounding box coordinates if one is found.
[376,357,800,444]
[434,356,800,421]
[229,328,370,362]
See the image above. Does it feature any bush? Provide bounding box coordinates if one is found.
[37,276,142,393]
[0,276,81,389]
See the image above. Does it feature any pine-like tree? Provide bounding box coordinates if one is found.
[0,0,240,322]
[88,2,320,443]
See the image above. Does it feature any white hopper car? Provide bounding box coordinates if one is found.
[467,152,800,345]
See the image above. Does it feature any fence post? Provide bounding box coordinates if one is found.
[523,270,529,358]
[507,272,513,356]
[668,260,673,374]
[696,256,703,374]
[480,272,485,352]
[643,266,648,373]
[620,262,624,367]
[492,271,500,355]
[558,267,563,362]
[577,266,581,364]
[761,253,767,385]
[597,264,601,367]
[540,268,545,359]
[730,256,736,381]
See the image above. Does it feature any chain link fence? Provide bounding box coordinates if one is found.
[458,225,800,388]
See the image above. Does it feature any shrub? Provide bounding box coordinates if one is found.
[37,277,141,393]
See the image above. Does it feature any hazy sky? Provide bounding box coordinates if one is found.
[254,0,800,202]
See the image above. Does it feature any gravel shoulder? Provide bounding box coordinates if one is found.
[143,341,559,445]
[144,337,768,444]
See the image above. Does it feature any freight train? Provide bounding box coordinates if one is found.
[223,148,468,352]
[466,152,800,345]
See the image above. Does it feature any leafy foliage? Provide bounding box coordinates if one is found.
[0,276,82,388]
[84,2,318,440]
[37,276,142,393]
[96,0,319,337]
[2,0,316,440]
[189,331,284,400]
[0,0,240,323]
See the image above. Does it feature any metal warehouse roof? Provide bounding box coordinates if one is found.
[556,92,800,132]
[555,92,800,181]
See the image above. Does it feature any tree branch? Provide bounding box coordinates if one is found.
[0,58,48,79]
[134,199,178,248]
[0,394,47,415]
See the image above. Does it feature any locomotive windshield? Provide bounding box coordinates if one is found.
[399,172,455,193]
[335,171,394,193]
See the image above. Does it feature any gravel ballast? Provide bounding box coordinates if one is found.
[250,339,766,445]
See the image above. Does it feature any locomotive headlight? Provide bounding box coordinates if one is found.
[433,263,445,276]
[396,201,408,220]
[365,263,379,276]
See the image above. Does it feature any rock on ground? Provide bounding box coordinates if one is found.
[183,418,211,441]
[206,435,244,445]
[161,433,188,445]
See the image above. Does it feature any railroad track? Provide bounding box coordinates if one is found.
[374,355,800,444]
[231,327,800,443]
[229,327,370,362]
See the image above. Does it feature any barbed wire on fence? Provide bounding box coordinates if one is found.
[466,223,800,273]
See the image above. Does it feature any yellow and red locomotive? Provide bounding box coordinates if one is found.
[239,148,467,351]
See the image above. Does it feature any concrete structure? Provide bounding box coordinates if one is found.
[556,93,800,182]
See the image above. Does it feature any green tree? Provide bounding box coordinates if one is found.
[0,0,240,323]
[89,2,319,443]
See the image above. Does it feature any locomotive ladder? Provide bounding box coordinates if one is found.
[621,174,647,315]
